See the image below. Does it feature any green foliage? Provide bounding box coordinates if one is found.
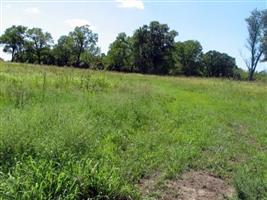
[173,40,203,76]
[254,70,267,82]
[106,33,133,72]
[69,25,98,67]
[0,25,27,62]
[1,16,267,79]
[203,50,237,77]
[52,25,100,68]
[80,48,102,69]
[0,25,101,68]
[53,35,75,66]
[25,28,54,64]
[132,21,178,74]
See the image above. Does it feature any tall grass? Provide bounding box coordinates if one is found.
[0,62,267,199]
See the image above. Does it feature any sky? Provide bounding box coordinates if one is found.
[0,0,266,71]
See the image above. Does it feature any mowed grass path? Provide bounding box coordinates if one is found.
[0,62,267,199]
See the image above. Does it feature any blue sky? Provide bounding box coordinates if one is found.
[0,0,266,70]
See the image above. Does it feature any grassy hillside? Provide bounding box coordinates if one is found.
[0,62,267,199]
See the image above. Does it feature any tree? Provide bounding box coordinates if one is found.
[26,28,53,64]
[53,35,74,66]
[245,9,265,81]
[69,25,98,67]
[132,21,178,74]
[174,40,203,76]
[41,49,56,65]
[0,25,27,62]
[203,50,237,77]
[106,33,133,72]
[261,10,267,62]
[79,47,101,68]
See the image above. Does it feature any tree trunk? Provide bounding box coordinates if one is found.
[11,49,15,62]
[248,70,254,81]
[76,46,82,67]
[37,51,41,64]
[76,54,80,67]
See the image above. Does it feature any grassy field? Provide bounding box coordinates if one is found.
[0,62,267,199]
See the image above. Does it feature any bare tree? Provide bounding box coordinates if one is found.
[245,9,264,81]
[261,10,267,62]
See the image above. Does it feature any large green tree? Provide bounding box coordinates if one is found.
[174,40,203,76]
[132,21,178,74]
[69,25,98,67]
[0,25,27,62]
[53,35,74,66]
[26,28,53,64]
[106,33,133,72]
[203,50,237,77]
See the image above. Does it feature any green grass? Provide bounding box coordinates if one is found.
[0,62,267,199]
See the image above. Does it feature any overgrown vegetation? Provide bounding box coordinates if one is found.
[0,62,266,199]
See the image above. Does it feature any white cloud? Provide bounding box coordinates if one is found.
[24,7,41,14]
[116,0,144,10]
[64,19,96,30]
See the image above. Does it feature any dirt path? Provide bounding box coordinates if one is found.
[139,171,235,200]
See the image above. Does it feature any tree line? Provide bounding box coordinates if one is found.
[0,25,101,68]
[0,9,266,80]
